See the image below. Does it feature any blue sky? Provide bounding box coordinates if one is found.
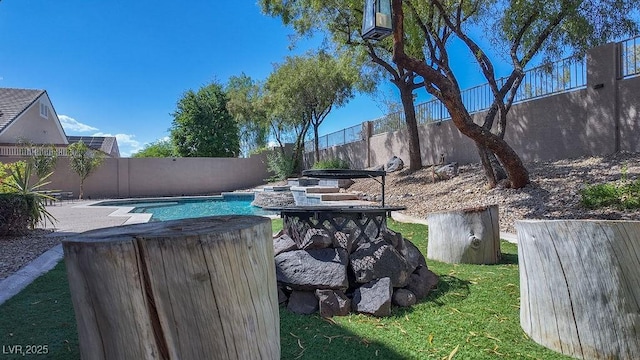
[0,0,496,156]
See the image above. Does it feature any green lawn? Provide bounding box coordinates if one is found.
[0,219,570,359]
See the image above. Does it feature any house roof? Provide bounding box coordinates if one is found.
[67,136,120,157]
[0,88,46,134]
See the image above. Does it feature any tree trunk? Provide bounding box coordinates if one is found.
[63,216,280,360]
[313,123,320,164]
[399,83,422,171]
[426,205,500,264]
[516,220,640,360]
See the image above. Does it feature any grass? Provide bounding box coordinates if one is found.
[0,219,570,359]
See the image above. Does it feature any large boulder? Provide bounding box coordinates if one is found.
[435,162,459,180]
[385,156,404,172]
[316,289,351,318]
[404,265,439,300]
[275,248,349,291]
[287,290,319,315]
[392,288,417,307]
[273,233,298,256]
[299,228,333,250]
[350,239,413,287]
[332,230,357,254]
[352,278,393,317]
[401,238,427,271]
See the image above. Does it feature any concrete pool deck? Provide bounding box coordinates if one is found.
[0,200,517,306]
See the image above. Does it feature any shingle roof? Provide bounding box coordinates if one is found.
[0,88,45,134]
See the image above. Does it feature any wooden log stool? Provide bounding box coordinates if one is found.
[63,216,280,360]
[426,204,500,264]
[516,220,640,359]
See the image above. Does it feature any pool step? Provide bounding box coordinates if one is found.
[291,186,340,194]
[306,193,360,201]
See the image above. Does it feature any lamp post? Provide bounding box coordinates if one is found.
[362,0,392,41]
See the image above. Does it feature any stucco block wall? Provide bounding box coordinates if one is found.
[0,154,271,199]
[310,41,638,169]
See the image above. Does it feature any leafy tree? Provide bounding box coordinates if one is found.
[389,0,638,188]
[226,73,270,157]
[261,0,426,171]
[170,82,240,157]
[132,139,175,158]
[68,141,104,199]
[263,0,639,186]
[266,51,358,163]
[16,139,58,180]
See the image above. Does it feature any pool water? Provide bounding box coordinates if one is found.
[95,195,276,221]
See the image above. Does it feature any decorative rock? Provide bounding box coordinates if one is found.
[275,248,349,291]
[381,228,405,251]
[332,230,356,254]
[251,191,295,208]
[405,265,439,300]
[316,289,351,318]
[287,291,319,315]
[385,156,404,172]
[350,239,413,287]
[273,234,298,256]
[392,288,417,307]
[370,165,384,172]
[278,287,288,304]
[435,162,459,180]
[352,278,393,317]
[300,228,333,250]
[401,239,427,271]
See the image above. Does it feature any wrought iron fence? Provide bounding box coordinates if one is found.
[305,123,363,152]
[621,35,640,78]
[370,54,586,136]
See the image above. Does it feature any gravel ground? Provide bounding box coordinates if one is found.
[349,151,640,234]
[2,151,638,280]
[0,229,62,280]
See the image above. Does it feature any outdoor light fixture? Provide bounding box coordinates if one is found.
[362,0,392,41]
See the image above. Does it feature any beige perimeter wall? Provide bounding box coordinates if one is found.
[1,153,271,199]
[312,42,640,168]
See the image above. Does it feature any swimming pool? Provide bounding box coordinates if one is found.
[94,193,277,221]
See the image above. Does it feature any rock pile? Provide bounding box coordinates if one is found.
[273,226,438,317]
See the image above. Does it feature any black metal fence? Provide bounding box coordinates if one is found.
[621,35,640,78]
[311,35,637,150]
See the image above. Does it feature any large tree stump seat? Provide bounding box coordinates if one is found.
[516,220,640,359]
[63,215,280,360]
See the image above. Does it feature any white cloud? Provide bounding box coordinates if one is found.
[93,132,142,157]
[59,115,99,132]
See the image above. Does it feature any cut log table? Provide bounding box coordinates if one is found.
[63,215,280,360]
[426,205,500,264]
[516,220,640,360]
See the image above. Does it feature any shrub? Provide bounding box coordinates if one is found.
[581,176,640,210]
[312,157,350,170]
[0,162,56,234]
[266,151,295,181]
[0,193,33,236]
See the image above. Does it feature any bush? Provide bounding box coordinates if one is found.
[0,161,56,233]
[266,151,296,181]
[581,179,640,210]
[312,157,350,170]
[0,193,34,236]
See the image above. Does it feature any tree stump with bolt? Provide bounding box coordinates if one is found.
[426,205,500,264]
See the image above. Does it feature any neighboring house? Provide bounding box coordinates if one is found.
[67,136,120,158]
[0,87,119,158]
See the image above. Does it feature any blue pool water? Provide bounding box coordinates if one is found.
[94,194,276,221]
